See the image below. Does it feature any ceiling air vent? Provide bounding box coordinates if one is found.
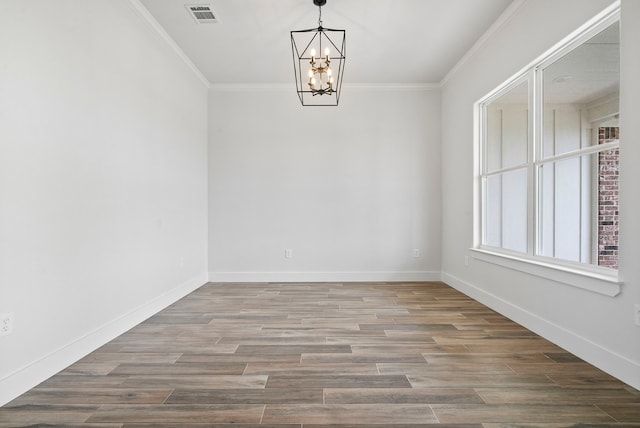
[185,4,218,24]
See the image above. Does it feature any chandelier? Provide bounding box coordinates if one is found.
[290,0,346,106]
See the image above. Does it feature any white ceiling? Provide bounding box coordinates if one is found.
[139,0,514,85]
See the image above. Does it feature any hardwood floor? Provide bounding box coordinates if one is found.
[2,281,639,427]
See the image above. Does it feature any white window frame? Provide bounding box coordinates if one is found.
[472,2,622,297]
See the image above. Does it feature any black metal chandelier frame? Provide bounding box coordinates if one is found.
[290,0,346,106]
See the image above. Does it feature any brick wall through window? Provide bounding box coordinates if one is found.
[598,127,619,269]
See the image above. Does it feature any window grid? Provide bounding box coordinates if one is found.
[477,9,620,274]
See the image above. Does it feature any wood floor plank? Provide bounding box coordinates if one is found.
[546,373,630,388]
[235,345,352,355]
[351,344,469,354]
[121,425,299,428]
[120,375,268,389]
[323,388,484,404]
[325,336,438,345]
[86,404,265,424]
[34,374,130,389]
[165,388,323,404]
[385,330,488,339]
[0,424,121,428]
[7,388,173,405]
[0,404,98,425]
[301,352,427,364]
[423,353,552,364]
[543,351,585,363]
[79,352,182,363]
[244,362,379,375]
[109,362,247,376]
[265,374,412,389]
[117,343,238,353]
[596,404,640,422]
[358,323,459,332]
[432,336,563,351]
[481,425,637,428]
[431,403,615,424]
[407,373,555,388]
[304,425,482,428]
[218,336,329,345]
[377,362,514,375]
[142,314,216,324]
[176,353,301,364]
[59,361,120,376]
[476,386,640,405]
[506,362,609,375]
[265,328,387,337]
[261,403,439,424]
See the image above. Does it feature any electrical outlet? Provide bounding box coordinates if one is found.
[412,249,420,258]
[634,304,640,327]
[0,313,13,337]
[285,249,293,259]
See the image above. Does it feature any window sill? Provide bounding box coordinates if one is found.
[470,248,623,297]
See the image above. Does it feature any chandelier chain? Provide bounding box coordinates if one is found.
[318,4,322,27]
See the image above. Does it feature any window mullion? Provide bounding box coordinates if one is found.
[478,104,487,248]
[536,141,619,165]
[529,69,540,258]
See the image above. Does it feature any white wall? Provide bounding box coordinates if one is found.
[441,0,640,390]
[0,0,209,405]
[208,87,441,282]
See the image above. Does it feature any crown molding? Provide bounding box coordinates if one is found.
[345,83,441,91]
[209,83,291,92]
[127,0,211,88]
[209,82,441,92]
[439,0,528,87]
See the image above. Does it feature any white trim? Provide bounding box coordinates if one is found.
[344,83,440,91]
[474,2,622,292]
[440,0,529,87]
[470,248,621,296]
[442,272,640,391]
[208,271,441,283]
[209,83,292,92]
[127,0,211,88]
[0,273,208,407]
[209,83,440,92]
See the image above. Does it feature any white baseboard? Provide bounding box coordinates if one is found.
[0,273,208,407]
[208,271,442,283]
[442,271,640,391]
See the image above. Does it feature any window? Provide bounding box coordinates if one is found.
[474,5,620,290]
